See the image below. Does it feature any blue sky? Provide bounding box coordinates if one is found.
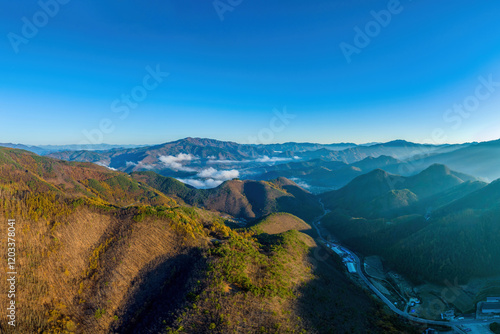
[1,0,500,145]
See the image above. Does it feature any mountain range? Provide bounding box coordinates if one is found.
[1,136,500,332]
[319,163,500,285]
[0,146,418,333]
[6,137,500,194]
[131,171,323,221]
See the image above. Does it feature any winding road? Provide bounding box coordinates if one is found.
[311,200,496,332]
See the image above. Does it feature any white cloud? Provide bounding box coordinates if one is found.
[197,167,239,180]
[158,153,197,172]
[207,159,247,164]
[255,156,291,163]
[128,161,155,170]
[138,163,155,170]
[290,178,311,189]
[176,178,224,189]
[176,167,239,189]
[207,156,295,165]
[95,162,118,171]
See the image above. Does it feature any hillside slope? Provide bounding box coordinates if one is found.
[386,179,500,283]
[0,148,418,333]
[321,164,477,218]
[319,163,499,285]
[250,212,312,234]
[132,172,324,221]
[253,156,402,192]
[0,147,175,208]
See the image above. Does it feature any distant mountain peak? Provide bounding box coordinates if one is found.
[422,163,451,174]
[366,168,391,177]
[381,139,416,146]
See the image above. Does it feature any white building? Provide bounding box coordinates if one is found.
[482,302,500,314]
[346,262,356,273]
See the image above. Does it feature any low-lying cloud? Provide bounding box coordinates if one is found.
[290,178,311,190]
[176,178,225,189]
[207,156,299,165]
[95,162,118,171]
[197,167,239,180]
[255,156,295,163]
[207,159,247,164]
[177,167,239,189]
[159,153,197,172]
[126,161,155,170]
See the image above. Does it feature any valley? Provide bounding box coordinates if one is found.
[313,200,499,333]
[0,146,419,333]
[1,136,499,333]
[4,1,500,332]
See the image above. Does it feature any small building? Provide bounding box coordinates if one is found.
[487,297,500,303]
[441,310,454,320]
[481,302,500,314]
[423,329,436,334]
[330,246,344,256]
[346,262,356,273]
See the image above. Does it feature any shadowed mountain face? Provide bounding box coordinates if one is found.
[385,181,500,284]
[320,164,478,218]
[132,171,324,221]
[403,139,500,181]
[319,162,500,285]
[251,156,402,192]
[0,147,418,334]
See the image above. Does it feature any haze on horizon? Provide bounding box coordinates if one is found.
[1,1,500,146]
[5,137,499,150]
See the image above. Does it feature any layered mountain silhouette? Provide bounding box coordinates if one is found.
[319,162,500,284]
[320,164,478,218]
[403,139,500,181]
[40,137,500,195]
[1,136,500,332]
[253,155,401,191]
[132,171,323,221]
[0,147,419,333]
[47,138,289,172]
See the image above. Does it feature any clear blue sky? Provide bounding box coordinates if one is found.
[1,0,500,145]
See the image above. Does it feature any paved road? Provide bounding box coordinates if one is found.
[311,200,496,331]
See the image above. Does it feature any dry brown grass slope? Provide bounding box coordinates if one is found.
[0,201,215,333]
[132,172,324,222]
[0,148,420,334]
[0,147,176,208]
[249,213,316,247]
